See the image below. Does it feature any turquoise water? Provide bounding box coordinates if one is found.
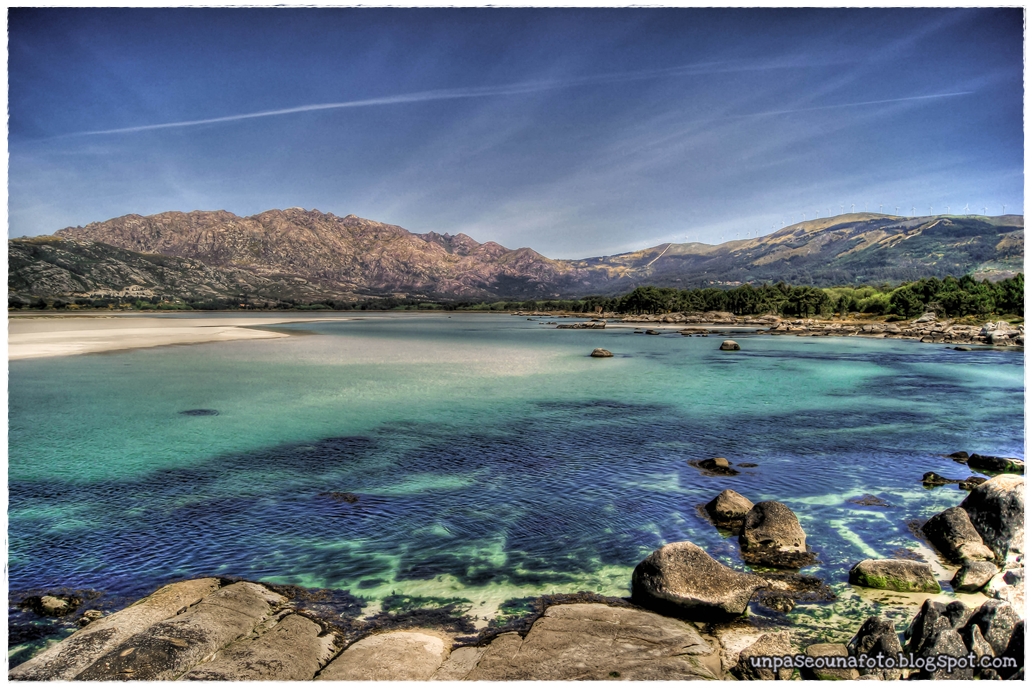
[8,313,1024,634]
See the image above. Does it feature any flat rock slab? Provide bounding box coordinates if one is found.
[464,603,720,680]
[74,582,286,681]
[184,613,339,681]
[8,578,221,681]
[317,630,451,681]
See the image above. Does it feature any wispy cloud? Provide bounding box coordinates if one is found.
[62,57,839,138]
[732,91,974,119]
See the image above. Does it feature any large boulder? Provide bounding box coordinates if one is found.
[905,599,969,655]
[961,474,1024,563]
[848,559,941,593]
[921,506,995,562]
[731,632,794,680]
[738,501,815,568]
[631,541,765,620]
[847,617,903,680]
[912,618,974,680]
[968,454,1025,474]
[589,348,613,358]
[704,489,754,529]
[951,560,998,593]
[719,340,740,351]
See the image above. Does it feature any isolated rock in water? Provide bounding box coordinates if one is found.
[689,458,740,476]
[968,454,1025,474]
[462,603,717,680]
[705,489,754,528]
[738,501,815,568]
[8,578,222,681]
[950,451,971,460]
[963,600,1021,657]
[952,560,999,593]
[317,631,450,681]
[921,506,995,562]
[959,476,988,491]
[800,643,858,680]
[645,329,661,335]
[179,408,219,416]
[631,541,765,620]
[848,559,941,593]
[731,632,794,680]
[848,616,903,680]
[39,595,73,616]
[719,339,740,350]
[589,348,613,358]
[961,474,1024,563]
[922,471,956,486]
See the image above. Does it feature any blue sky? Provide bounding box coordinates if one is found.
[7,7,1024,257]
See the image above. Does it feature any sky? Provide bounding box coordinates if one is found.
[7,7,1025,258]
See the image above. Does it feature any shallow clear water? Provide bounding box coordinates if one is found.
[8,313,1024,635]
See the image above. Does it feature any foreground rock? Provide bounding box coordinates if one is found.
[589,348,613,357]
[463,603,719,680]
[848,559,941,593]
[921,506,995,562]
[704,489,754,529]
[800,643,858,680]
[318,631,449,681]
[730,632,794,680]
[961,474,1024,563]
[75,582,287,680]
[738,501,815,568]
[847,617,903,680]
[631,541,765,620]
[9,578,222,680]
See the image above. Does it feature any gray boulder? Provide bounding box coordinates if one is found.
[951,560,998,592]
[705,489,754,529]
[738,501,815,568]
[961,474,1024,563]
[921,506,995,562]
[631,541,765,620]
[589,348,613,358]
[912,617,974,680]
[905,599,969,655]
[318,631,451,681]
[847,616,903,680]
[848,559,941,593]
[719,339,741,350]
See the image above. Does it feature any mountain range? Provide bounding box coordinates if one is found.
[8,208,1024,303]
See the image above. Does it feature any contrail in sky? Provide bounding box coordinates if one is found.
[68,64,969,137]
[62,58,830,137]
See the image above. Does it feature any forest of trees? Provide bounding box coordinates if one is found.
[10,274,1023,319]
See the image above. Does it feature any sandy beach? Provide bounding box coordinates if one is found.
[7,313,348,360]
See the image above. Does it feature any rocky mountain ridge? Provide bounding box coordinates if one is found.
[8,209,1023,301]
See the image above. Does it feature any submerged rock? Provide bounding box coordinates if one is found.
[631,541,765,620]
[958,476,988,491]
[738,501,815,568]
[179,409,219,416]
[688,457,740,476]
[961,474,1024,563]
[704,489,754,528]
[921,506,995,562]
[968,454,1025,474]
[719,339,741,350]
[848,559,941,593]
[589,348,613,358]
[922,471,957,486]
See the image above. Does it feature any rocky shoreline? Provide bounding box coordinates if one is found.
[10,459,1024,681]
[519,310,1024,348]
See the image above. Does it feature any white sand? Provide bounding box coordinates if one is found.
[7,313,347,360]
